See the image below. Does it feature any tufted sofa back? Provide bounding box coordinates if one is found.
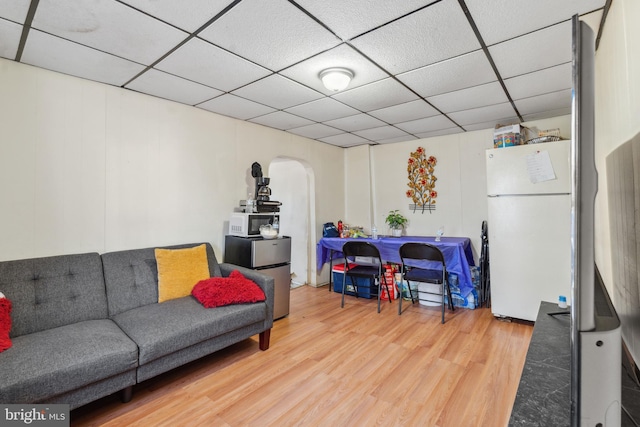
[0,253,108,337]
[101,243,221,317]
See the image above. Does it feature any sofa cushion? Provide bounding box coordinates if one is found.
[155,244,210,303]
[0,253,108,337]
[192,270,265,308]
[102,243,222,317]
[0,319,138,404]
[112,296,267,365]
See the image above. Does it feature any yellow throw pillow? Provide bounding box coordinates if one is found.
[155,244,210,303]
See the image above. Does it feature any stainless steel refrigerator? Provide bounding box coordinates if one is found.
[485,139,571,321]
[224,235,291,320]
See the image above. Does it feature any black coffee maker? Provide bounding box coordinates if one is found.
[256,177,271,201]
[250,162,281,212]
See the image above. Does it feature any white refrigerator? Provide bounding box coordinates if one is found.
[486,140,571,321]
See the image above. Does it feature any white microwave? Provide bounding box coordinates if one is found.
[228,212,279,237]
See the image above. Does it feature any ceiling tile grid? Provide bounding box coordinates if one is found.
[2,0,607,147]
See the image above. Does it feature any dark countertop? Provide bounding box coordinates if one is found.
[509,301,640,426]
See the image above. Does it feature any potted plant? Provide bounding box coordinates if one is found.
[385,210,408,237]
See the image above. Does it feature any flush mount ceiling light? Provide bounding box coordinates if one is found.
[319,68,354,92]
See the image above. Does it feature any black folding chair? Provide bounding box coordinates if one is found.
[341,241,392,313]
[398,242,454,323]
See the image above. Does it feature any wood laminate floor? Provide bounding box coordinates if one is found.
[71,285,533,427]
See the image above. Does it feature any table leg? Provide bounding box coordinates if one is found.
[329,249,334,292]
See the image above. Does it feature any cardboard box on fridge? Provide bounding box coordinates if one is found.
[493,124,522,148]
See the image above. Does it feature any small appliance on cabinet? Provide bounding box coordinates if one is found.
[224,235,291,320]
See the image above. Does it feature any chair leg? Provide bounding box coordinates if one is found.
[341,272,347,308]
[398,278,404,315]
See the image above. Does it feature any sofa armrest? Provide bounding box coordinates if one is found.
[219,263,274,326]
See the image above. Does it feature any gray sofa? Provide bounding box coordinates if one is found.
[0,242,274,410]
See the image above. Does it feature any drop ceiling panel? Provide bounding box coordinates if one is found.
[324,113,387,132]
[514,89,572,116]
[490,21,572,79]
[287,123,343,139]
[395,114,457,134]
[354,125,411,141]
[197,94,275,120]
[294,0,438,41]
[279,44,387,95]
[368,99,439,124]
[21,30,146,86]
[449,102,518,126]
[119,0,231,32]
[284,98,359,123]
[521,107,572,122]
[465,0,605,45]
[351,0,480,75]
[6,0,607,148]
[232,74,323,110]
[0,0,30,23]
[504,63,572,100]
[249,111,314,130]
[125,69,223,105]
[0,19,22,60]
[333,78,418,112]
[31,0,187,65]
[398,50,496,98]
[199,0,340,71]
[155,38,270,91]
[320,133,370,147]
[428,81,507,114]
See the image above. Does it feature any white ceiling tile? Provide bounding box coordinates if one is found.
[126,69,222,105]
[287,123,343,139]
[351,0,480,74]
[197,94,275,120]
[398,50,496,98]
[490,21,572,79]
[279,44,387,95]
[376,135,419,144]
[199,0,340,71]
[319,133,370,147]
[232,74,323,110]
[294,0,438,41]
[155,38,270,91]
[505,63,572,101]
[333,78,418,112]
[395,114,457,134]
[368,100,439,124]
[249,111,314,130]
[284,98,359,122]
[0,18,22,60]
[414,127,463,139]
[448,102,518,126]
[324,113,387,132]
[354,125,410,141]
[428,81,507,113]
[32,0,187,65]
[0,0,30,23]
[521,107,572,122]
[465,0,605,45]
[514,89,572,116]
[119,0,231,32]
[21,30,146,86]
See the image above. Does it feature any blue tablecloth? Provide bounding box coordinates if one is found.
[317,236,476,297]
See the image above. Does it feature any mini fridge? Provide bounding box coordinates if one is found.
[224,235,291,320]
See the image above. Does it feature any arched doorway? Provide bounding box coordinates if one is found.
[268,158,316,288]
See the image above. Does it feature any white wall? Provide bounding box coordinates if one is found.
[344,144,372,232]
[0,58,344,286]
[594,0,640,292]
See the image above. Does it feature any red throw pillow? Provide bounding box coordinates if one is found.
[0,294,12,353]
[192,270,266,308]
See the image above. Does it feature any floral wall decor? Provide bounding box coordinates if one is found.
[406,146,437,213]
